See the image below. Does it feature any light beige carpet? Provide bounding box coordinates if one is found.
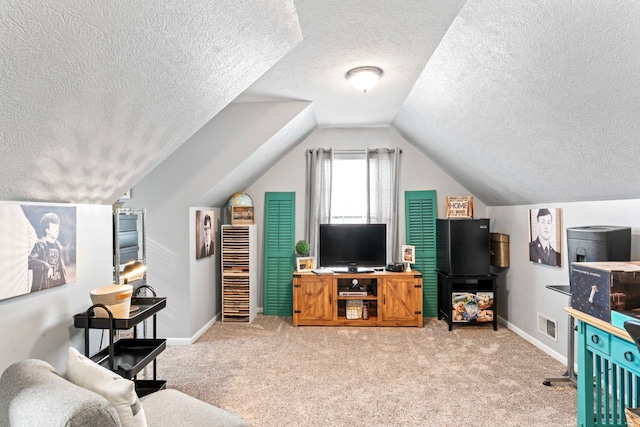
[156,315,576,427]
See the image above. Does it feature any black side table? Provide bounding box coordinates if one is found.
[437,271,498,331]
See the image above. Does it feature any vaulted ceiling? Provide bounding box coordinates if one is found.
[2,0,640,206]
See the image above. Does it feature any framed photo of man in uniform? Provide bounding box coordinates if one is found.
[528,208,562,267]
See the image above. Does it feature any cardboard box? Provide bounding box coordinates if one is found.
[571,262,640,323]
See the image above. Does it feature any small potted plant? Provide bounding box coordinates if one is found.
[295,240,310,257]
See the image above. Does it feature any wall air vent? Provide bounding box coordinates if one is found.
[538,313,558,342]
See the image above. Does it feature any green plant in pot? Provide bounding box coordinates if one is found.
[295,240,310,257]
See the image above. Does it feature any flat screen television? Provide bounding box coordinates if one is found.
[319,223,386,272]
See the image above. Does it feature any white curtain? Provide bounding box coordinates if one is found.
[305,148,333,256]
[366,148,401,263]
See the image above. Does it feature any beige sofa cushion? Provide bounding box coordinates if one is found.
[141,389,247,427]
[0,359,120,427]
[67,347,146,427]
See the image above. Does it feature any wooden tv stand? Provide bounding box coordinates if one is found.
[292,270,423,327]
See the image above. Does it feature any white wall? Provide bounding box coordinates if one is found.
[245,127,488,306]
[129,102,311,340]
[187,207,221,341]
[489,200,640,363]
[0,204,112,374]
[4,129,629,375]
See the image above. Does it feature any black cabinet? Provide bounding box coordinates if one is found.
[74,287,166,397]
[436,219,491,276]
[437,271,497,331]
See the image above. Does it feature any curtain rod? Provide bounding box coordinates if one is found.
[307,148,402,154]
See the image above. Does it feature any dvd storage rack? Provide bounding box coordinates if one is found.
[221,224,257,322]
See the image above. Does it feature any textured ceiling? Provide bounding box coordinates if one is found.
[0,0,301,204]
[393,0,640,205]
[3,0,640,207]
[236,0,467,128]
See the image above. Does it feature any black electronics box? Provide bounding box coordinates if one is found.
[386,263,404,272]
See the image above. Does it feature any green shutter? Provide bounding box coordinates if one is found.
[405,190,437,317]
[263,192,295,316]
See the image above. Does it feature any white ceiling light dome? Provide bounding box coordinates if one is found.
[345,66,383,93]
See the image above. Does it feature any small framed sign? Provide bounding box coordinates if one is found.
[446,196,473,219]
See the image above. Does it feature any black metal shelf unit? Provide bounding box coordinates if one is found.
[437,271,498,331]
[73,287,167,397]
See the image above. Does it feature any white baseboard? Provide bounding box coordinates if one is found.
[499,315,567,366]
[166,312,220,346]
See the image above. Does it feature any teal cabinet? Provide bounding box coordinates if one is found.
[573,308,640,427]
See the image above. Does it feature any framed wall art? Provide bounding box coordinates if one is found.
[528,207,562,267]
[196,210,215,260]
[0,202,77,301]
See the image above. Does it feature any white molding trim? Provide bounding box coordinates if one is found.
[166,313,220,346]
[499,316,566,365]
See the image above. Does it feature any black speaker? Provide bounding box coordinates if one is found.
[386,263,404,272]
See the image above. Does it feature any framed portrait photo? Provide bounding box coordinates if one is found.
[0,202,77,302]
[196,209,215,260]
[296,256,316,273]
[402,245,416,264]
[528,208,562,267]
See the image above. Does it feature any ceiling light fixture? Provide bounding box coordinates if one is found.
[345,66,383,93]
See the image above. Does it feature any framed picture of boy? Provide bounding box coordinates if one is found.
[0,202,77,302]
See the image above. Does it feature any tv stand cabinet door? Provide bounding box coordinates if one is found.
[293,276,333,325]
[380,276,423,327]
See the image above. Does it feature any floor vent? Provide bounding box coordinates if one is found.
[538,313,558,342]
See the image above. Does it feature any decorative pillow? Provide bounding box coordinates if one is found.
[67,347,147,427]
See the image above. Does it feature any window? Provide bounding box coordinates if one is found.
[330,152,366,224]
[306,147,401,262]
